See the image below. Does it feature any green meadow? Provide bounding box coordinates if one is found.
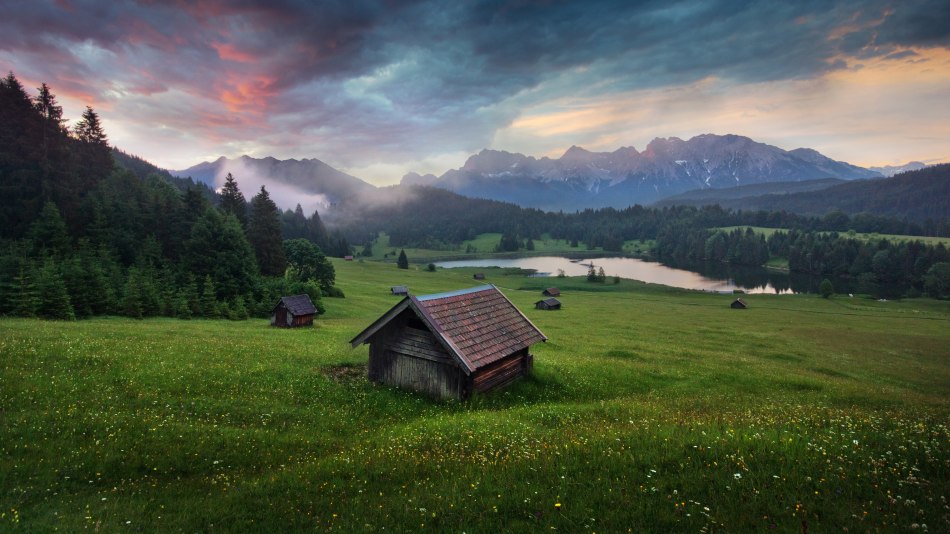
[717,226,950,246]
[363,232,654,262]
[2,259,948,531]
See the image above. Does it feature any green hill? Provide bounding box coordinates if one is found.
[3,260,948,531]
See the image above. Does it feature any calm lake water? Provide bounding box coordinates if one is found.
[435,256,807,294]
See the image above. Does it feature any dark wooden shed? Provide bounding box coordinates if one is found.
[473,273,485,280]
[391,285,409,296]
[271,294,317,327]
[535,297,561,310]
[731,298,748,309]
[350,285,546,400]
[542,287,561,297]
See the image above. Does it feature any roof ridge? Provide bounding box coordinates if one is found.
[415,284,495,301]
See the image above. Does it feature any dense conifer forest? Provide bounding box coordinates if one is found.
[0,74,337,320]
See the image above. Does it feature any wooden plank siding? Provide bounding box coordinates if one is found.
[367,310,467,399]
[472,348,529,393]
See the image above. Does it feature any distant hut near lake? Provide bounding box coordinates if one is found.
[731,298,748,309]
[535,298,561,311]
[271,294,317,327]
[542,287,561,297]
[391,285,409,296]
[350,285,546,400]
[344,255,354,261]
[473,273,485,280]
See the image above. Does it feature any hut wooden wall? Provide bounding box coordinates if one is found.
[292,314,313,327]
[472,348,529,393]
[367,310,467,399]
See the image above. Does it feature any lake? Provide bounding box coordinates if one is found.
[434,256,813,294]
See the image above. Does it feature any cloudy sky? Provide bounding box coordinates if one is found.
[2,0,948,184]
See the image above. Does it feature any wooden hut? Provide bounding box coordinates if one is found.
[535,297,561,310]
[271,294,317,327]
[542,287,561,297]
[391,285,409,296]
[350,285,546,400]
[473,273,485,280]
[344,255,354,261]
[731,298,748,309]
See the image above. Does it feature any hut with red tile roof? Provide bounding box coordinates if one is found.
[350,285,546,399]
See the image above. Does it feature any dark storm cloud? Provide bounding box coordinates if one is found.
[0,0,945,172]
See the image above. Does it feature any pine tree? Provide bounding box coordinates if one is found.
[34,83,66,167]
[247,186,286,277]
[10,266,38,317]
[307,209,329,250]
[181,274,201,316]
[219,173,247,227]
[73,106,108,145]
[397,249,409,269]
[72,106,112,190]
[36,259,75,320]
[122,268,145,319]
[27,202,71,258]
[200,275,218,318]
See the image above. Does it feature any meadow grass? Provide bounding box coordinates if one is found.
[717,226,950,246]
[2,259,948,531]
[365,232,624,263]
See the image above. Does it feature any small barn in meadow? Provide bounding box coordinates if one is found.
[473,273,485,280]
[542,287,561,297]
[391,285,409,296]
[731,298,748,309]
[350,285,547,400]
[535,298,561,311]
[344,255,354,261]
[271,294,317,327]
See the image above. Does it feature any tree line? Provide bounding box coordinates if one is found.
[0,73,338,320]
[654,225,950,298]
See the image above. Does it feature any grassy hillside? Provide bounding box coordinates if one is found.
[717,226,950,246]
[2,259,948,531]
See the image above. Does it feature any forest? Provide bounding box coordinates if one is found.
[0,74,338,320]
[2,74,949,322]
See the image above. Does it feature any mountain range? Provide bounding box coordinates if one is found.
[170,134,941,214]
[401,134,881,210]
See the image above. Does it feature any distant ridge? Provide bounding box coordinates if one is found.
[401,134,881,210]
[656,164,950,226]
[654,178,847,207]
[173,155,375,205]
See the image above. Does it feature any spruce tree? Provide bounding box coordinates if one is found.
[11,266,38,317]
[122,268,145,319]
[36,259,75,320]
[219,173,247,227]
[397,249,409,269]
[27,202,71,258]
[307,209,329,250]
[247,186,286,277]
[200,275,218,318]
[72,106,112,191]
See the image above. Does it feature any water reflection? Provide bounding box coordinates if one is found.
[435,256,797,294]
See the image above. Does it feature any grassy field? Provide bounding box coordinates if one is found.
[364,232,654,263]
[2,259,949,531]
[717,226,950,246]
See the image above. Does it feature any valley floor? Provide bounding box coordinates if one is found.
[2,260,948,531]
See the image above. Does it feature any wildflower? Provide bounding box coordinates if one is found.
[555,503,561,510]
